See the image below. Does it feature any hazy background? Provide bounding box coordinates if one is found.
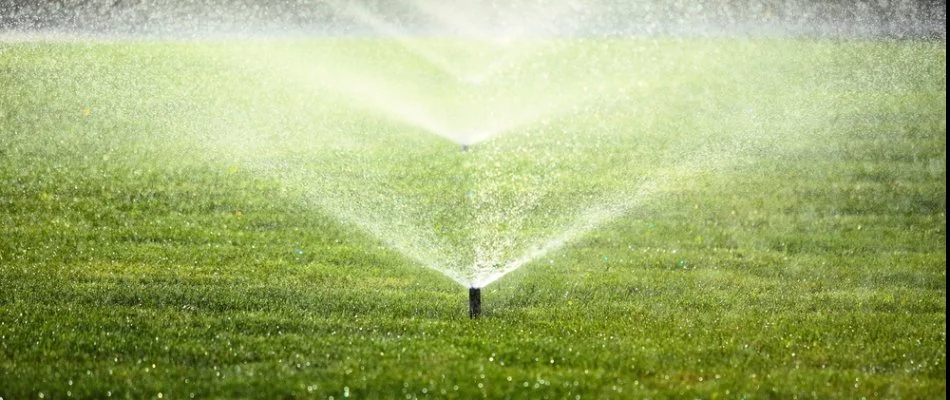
[0,0,945,39]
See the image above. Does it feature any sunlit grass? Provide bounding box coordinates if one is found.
[0,38,945,398]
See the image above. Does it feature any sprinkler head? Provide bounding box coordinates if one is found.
[469,287,481,318]
[461,144,469,152]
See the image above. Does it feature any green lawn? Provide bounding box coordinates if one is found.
[0,37,945,399]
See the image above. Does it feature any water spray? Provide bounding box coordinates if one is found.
[469,287,481,318]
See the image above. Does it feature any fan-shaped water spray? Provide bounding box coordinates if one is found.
[0,1,945,398]
[4,0,939,318]
[191,29,797,306]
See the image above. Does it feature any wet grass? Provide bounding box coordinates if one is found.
[0,38,946,399]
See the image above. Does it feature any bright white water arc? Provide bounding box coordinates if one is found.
[2,1,937,293]
[331,0,587,85]
[465,142,749,288]
[312,0,599,146]
[212,1,794,289]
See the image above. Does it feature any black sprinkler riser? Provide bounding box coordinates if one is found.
[469,287,481,319]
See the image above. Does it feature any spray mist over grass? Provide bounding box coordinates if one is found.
[152,36,931,288]
[0,1,943,288]
[0,3,945,398]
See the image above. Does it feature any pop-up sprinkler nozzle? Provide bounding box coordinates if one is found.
[469,287,481,318]
[461,144,469,152]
